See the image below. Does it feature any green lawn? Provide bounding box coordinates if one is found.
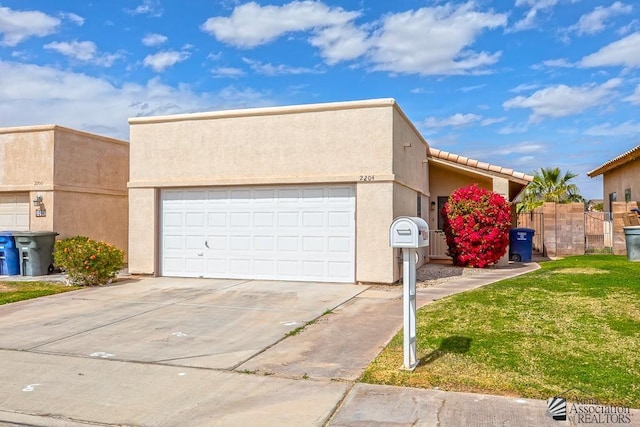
[0,281,80,305]
[361,255,640,407]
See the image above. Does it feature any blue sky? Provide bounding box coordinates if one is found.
[1,1,640,199]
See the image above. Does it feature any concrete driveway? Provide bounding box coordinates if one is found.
[3,263,619,426]
[0,277,370,426]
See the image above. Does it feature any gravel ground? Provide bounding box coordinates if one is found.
[365,262,493,291]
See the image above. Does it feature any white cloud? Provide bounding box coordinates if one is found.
[498,123,529,134]
[624,84,640,104]
[542,58,574,68]
[309,23,369,65]
[584,121,640,136]
[617,19,640,35]
[424,113,482,128]
[211,67,246,78]
[242,57,323,76]
[203,1,506,75]
[0,6,60,46]
[201,1,360,48]
[510,83,541,93]
[125,0,163,17]
[142,33,167,47]
[580,32,640,67]
[458,84,487,93]
[510,0,558,32]
[481,117,507,126]
[503,78,621,122]
[43,40,124,67]
[143,50,191,72]
[370,3,507,75]
[60,12,84,26]
[494,142,545,156]
[0,61,273,140]
[568,2,632,36]
[44,40,97,61]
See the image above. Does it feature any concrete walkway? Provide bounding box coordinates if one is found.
[1,262,638,426]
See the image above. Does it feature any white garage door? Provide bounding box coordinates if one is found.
[161,185,355,283]
[0,193,29,230]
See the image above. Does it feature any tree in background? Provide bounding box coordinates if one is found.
[442,184,511,268]
[518,167,584,212]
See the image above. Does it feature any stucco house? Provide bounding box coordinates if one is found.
[128,99,531,284]
[587,144,640,212]
[0,125,129,253]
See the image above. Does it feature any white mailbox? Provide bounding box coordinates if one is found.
[389,216,429,248]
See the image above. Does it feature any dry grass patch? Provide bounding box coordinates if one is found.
[553,267,609,275]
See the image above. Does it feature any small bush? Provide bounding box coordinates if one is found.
[53,236,125,286]
[442,184,511,268]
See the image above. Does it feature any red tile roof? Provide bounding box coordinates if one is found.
[428,147,533,183]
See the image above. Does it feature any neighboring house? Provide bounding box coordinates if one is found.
[128,99,531,284]
[588,144,640,212]
[0,125,129,253]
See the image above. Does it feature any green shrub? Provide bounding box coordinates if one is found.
[53,236,125,286]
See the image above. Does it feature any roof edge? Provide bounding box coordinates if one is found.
[129,98,397,125]
[0,124,128,145]
[429,147,533,183]
[587,144,640,177]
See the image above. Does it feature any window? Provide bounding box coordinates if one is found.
[437,196,448,230]
[625,188,631,202]
[609,192,617,212]
[417,195,422,217]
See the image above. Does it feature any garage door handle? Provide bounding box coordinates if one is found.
[197,252,204,256]
[204,241,209,249]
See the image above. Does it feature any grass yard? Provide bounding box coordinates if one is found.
[0,281,80,305]
[361,255,640,407]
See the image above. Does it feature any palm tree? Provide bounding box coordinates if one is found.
[518,167,584,212]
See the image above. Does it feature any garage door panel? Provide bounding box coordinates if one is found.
[230,212,251,227]
[229,235,250,251]
[0,193,30,230]
[161,185,354,282]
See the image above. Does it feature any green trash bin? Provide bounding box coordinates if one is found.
[623,226,640,262]
[13,231,59,276]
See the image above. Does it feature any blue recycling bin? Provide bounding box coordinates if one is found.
[0,232,21,275]
[509,228,535,262]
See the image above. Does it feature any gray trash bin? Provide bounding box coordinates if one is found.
[623,226,640,262]
[13,231,59,276]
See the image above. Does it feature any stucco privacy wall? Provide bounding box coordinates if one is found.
[128,99,430,283]
[0,125,129,253]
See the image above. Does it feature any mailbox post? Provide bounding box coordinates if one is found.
[389,216,429,370]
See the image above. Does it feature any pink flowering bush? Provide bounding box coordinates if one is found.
[442,184,511,268]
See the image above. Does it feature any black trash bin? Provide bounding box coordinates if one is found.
[509,228,535,262]
[13,231,58,276]
[0,232,21,275]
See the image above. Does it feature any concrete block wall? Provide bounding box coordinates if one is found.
[613,201,638,255]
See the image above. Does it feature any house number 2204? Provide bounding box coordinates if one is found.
[359,175,375,181]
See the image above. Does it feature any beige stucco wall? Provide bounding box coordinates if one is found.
[356,182,395,283]
[0,125,129,255]
[129,100,394,187]
[0,127,54,189]
[128,99,431,283]
[603,158,640,206]
[128,188,157,274]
